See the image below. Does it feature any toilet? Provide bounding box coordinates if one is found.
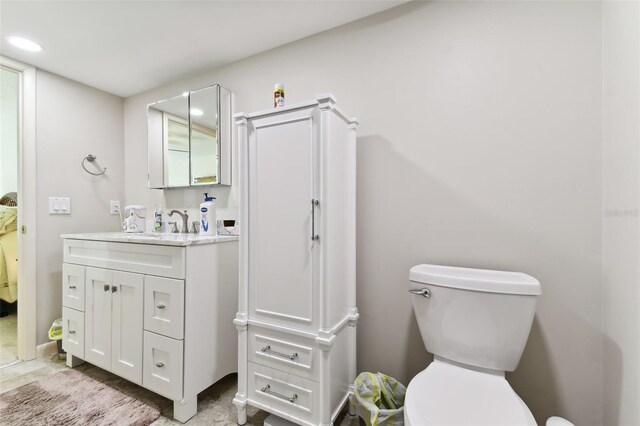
[405,264,573,426]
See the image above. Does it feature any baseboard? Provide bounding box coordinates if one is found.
[36,341,58,358]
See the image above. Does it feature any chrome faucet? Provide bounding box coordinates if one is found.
[168,209,189,234]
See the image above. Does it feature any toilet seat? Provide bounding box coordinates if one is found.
[404,359,537,426]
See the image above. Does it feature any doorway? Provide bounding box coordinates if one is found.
[0,57,36,365]
[0,66,20,367]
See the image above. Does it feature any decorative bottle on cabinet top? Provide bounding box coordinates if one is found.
[274,83,285,108]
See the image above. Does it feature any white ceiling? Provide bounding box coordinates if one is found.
[0,1,404,97]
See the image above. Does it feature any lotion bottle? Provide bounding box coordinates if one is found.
[200,193,216,236]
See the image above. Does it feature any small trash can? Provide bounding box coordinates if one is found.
[48,318,65,360]
[351,372,406,426]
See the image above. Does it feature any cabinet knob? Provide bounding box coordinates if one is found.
[156,304,166,309]
[68,330,76,334]
[156,362,164,368]
[104,284,109,292]
[112,286,117,293]
[69,285,77,289]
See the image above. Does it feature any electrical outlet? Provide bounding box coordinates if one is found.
[110,200,121,215]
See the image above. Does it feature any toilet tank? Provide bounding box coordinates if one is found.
[408,264,541,372]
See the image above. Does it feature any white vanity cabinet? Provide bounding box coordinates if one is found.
[61,234,239,423]
[234,95,359,426]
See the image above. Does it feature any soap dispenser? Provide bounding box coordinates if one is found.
[200,193,216,236]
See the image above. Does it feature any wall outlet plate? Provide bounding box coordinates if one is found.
[110,200,121,215]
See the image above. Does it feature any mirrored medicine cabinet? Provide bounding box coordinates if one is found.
[147,84,232,189]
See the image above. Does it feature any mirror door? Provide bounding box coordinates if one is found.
[189,86,219,185]
[147,85,231,189]
[147,94,189,188]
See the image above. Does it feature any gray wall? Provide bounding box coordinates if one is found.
[36,70,124,344]
[602,2,640,425]
[124,2,603,424]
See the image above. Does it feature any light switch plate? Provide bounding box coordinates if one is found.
[49,197,71,215]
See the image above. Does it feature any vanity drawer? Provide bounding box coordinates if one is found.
[144,276,184,339]
[143,331,183,401]
[248,362,319,425]
[63,239,185,279]
[62,307,85,358]
[62,263,85,311]
[248,326,318,381]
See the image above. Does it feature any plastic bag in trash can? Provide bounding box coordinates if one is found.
[48,318,62,341]
[352,372,406,426]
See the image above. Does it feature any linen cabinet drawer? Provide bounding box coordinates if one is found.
[144,276,184,339]
[62,307,85,358]
[248,327,318,381]
[248,362,319,425]
[143,331,183,401]
[62,264,85,311]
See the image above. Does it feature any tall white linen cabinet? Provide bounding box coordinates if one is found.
[233,95,359,426]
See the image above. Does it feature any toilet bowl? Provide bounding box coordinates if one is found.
[406,264,573,426]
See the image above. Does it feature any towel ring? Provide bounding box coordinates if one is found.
[82,154,107,176]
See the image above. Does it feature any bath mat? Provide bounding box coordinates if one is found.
[0,369,160,425]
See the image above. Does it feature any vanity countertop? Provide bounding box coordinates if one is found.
[61,232,238,247]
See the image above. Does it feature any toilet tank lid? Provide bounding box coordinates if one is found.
[409,264,541,296]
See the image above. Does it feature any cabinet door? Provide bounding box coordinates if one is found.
[85,267,112,370]
[62,264,85,311]
[247,109,319,330]
[111,271,144,384]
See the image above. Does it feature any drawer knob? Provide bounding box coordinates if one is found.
[156,304,166,309]
[260,345,298,361]
[156,362,164,368]
[68,330,76,334]
[260,384,298,403]
[69,285,77,289]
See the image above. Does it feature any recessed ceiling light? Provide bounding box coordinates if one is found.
[190,108,204,116]
[7,36,42,52]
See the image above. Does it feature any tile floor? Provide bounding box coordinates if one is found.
[0,312,18,367]
[0,353,360,426]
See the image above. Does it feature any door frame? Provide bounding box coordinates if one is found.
[1,56,37,361]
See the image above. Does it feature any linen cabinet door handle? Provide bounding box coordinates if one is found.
[260,345,298,361]
[111,285,117,293]
[104,284,109,292]
[260,384,298,403]
[311,199,319,241]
